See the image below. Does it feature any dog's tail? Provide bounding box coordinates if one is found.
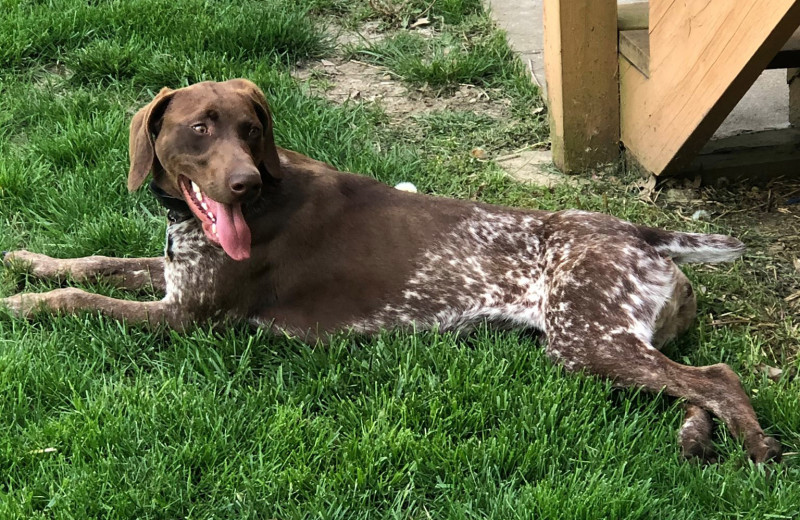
[637,226,745,264]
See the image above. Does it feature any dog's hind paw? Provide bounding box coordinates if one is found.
[680,435,717,464]
[748,435,782,464]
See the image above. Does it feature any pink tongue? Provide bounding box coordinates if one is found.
[205,198,251,261]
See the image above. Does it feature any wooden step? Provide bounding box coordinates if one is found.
[618,3,800,78]
[617,0,800,176]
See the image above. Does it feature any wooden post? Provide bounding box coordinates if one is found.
[543,0,620,173]
[789,68,800,127]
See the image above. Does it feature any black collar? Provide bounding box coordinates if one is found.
[149,181,193,223]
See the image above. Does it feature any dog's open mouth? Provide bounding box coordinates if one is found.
[178,175,251,261]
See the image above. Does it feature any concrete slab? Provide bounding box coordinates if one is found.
[716,70,790,138]
[484,0,542,89]
[495,150,572,187]
[487,0,790,139]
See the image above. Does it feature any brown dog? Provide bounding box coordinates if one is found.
[2,79,780,463]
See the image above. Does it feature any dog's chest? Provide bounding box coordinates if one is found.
[163,219,227,313]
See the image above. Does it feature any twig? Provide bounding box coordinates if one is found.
[708,318,751,327]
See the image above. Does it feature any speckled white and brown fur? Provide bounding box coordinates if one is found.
[2,79,781,464]
[163,219,227,316]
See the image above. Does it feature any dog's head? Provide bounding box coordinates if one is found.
[128,79,283,261]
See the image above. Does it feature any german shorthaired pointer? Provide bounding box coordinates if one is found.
[1,79,780,463]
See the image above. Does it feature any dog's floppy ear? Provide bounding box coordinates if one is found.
[128,87,175,192]
[230,79,283,179]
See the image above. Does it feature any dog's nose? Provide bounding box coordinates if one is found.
[228,171,262,199]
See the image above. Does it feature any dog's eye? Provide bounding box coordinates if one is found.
[192,124,208,135]
[248,126,261,138]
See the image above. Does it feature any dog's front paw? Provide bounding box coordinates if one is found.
[1,293,40,318]
[2,288,85,318]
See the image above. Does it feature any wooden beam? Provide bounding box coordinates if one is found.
[617,2,648,31]
[766,27,800,68]
[620,26,800,75]
[789,68,800,127]
[620,0,800,175]
[543,0,619,173]
[619,30,649,77]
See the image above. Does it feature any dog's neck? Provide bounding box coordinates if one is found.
[149,181,193,223]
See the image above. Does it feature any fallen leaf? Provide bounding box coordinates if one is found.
[410,17,430,28]
[636,175,658,201]
[754,364,798,382]
[754,363,783,382]
[320,59,336,67]
[793,257,800,273]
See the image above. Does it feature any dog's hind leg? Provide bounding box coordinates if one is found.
[546,322,779,462]
[3,251,165,293]
[543,241,779,463]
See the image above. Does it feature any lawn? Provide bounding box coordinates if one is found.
[1,0,799,518]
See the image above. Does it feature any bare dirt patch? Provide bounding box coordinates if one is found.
[292,28,562,186]
[293,58,511,121]
[334,21,388,47]
[293,56,564,185]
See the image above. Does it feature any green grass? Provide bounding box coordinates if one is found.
[348,25,515,88]
[1,0,800,518]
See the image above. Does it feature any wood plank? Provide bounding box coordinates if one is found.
[543,0,620,172]
[617,2,648,31]
[620,0,800,175]
[619,30,649,77]
[684,128,800,183]
[789,68,800,127]
[620,26,800,74]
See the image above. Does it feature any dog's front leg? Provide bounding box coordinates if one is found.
[3,251,165,293]
[2,288,184,329]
